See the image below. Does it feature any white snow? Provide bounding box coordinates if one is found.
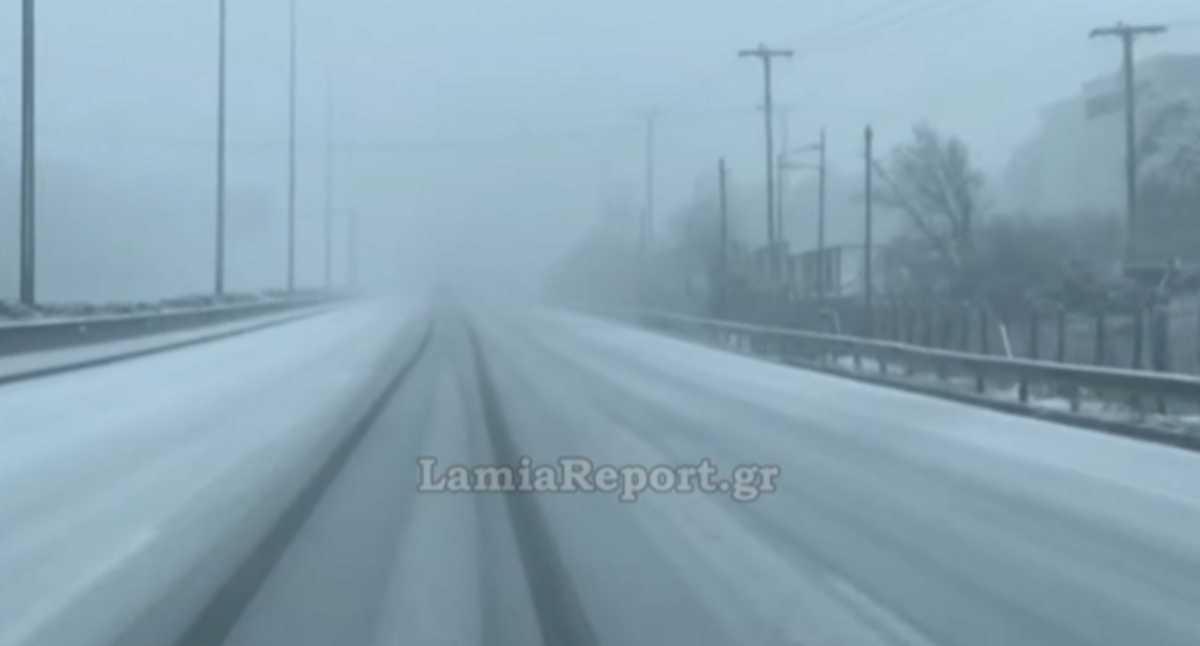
[0,299,425,646]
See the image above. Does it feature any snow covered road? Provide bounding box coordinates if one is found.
[6,304,1200,645]
[0,299,428,646]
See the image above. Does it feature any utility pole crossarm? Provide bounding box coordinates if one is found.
[1089,23,1167,39]
[737,45,796,59]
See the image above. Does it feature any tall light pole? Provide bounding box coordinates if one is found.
[1089,22,1167,268]
[738,44,793,281]
[323,89,334,289]
[286,0,298,291]
[20,0,36,305]
[215,0,228,295]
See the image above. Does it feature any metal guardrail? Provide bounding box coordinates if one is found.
[638,310,1200,412]
[0,296,335,358]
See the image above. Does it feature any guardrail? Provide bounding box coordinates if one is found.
[637,310,1200,418]
[0,295,336,358]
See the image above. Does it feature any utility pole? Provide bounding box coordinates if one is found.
[864,126,875,336]
[20,0,36,305]
[286,0,298,291]
[718,157,729,317]
[1089,22,1167,267]
[323,89,335,289]
[215,0,228,296]
[738,43,793,280]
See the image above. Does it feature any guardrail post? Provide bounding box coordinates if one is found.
[1094,311,1107,366]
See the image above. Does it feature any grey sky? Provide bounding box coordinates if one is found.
[1,0,1198,300]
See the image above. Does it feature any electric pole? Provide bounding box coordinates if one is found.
[1089,22,1167,267]
[20,0,36,305]
[287,0,298,291]
[864,126,874,336]
[324,89,335,289]
[738,43,793,280]
[215,0,228,296]
[718,157,729,317]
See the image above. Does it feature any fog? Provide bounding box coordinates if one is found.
[0,0,1197,302]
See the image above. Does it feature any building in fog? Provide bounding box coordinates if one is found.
[1005,54,1200,275]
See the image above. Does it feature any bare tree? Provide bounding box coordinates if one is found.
[873,123,983,271]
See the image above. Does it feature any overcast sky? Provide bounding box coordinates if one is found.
[0,0,1198,301]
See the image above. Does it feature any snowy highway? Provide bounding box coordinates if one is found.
[5,302,1200,645]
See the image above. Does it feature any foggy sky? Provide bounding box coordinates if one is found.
[1,0,1198,301]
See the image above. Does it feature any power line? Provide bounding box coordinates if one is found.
[798,0,998,56]
[794,0,944,46]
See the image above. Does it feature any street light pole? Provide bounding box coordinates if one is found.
[324,89,334,289]
[20,0,36,305]
[287,0,298,291]
[215,0,228,295]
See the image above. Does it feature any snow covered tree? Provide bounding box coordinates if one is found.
[873,123,984,272]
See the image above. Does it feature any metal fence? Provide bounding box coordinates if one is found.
[638,309,1200,422]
